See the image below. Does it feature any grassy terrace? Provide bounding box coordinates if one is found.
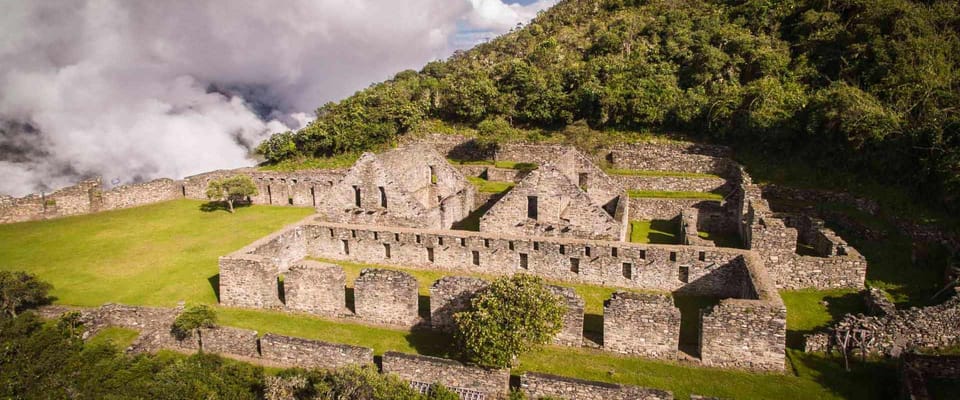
[0,200,900,399]
[466,176,515,194]
[627,190,724,200]
[447,158,538,171]
[603,168,721,179]
[629,220,679,244]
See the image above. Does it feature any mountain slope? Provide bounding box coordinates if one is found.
[258,0,960,210]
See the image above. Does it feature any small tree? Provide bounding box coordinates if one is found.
[0,271,52,318]
[172,305,217,351]
[205,175,258,213]
[453,274,564,368]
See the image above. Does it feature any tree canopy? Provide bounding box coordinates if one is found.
[205,175,258,213]
[0,271,52,318]
[453,274,565,368]
[172,304,217,351]
[258,0,960,212]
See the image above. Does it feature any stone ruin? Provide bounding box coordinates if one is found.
[315,143,475,229]
[603,292,681,359]
[282,260,346,317]
[429,276,489,332]
[353,268,420,326]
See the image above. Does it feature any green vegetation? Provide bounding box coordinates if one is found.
[258,0,960,215]
[629,220,678,244]
[0,271,52,317]
[259,153,359,171]
[454,275,565,367]
[172,305,218,351]
[627,190,724,200]
[86,326,140,349]
[0,200,313,307]
[780,289,866,349]
[604,169,720,179]
[205,175,259,213]
[466,176,515,193]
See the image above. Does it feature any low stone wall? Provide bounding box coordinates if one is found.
[283,261,346,317]
[429,276,489,332]
[0,178,101,224]
[603,292,679,359]
[612,175,728,194]
[260,333,373,369]
[101,178,181,211]
[900,354,960,400]
[200,326,260,359]
[381,351,510,398]
[520,372,673,400]
[629,198,708,221]
[354,268,419,326]
[219,255,282,309]
[805,292,960,356]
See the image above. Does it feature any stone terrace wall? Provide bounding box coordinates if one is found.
[805,293,960,356]
[520,372,673,400]
[612,175,729,194]
[549,285,585,347]
[354,268,420,326]
[301,220,760,295]
[182,168,344,208]
[381,351,510,398]
[604,143,735,177]
[629,198,722,221]
[200,326,260,359]
[603,292,680,359]
[260,333,373,369]
[0,178,101,224]
[429,276,489,332]
[101,178,181,211]
[283,261,346,317]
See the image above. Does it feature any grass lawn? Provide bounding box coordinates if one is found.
[2,198,903,399]
[86,327,141,350]
[630,220,679,244]
[603,168,721,179]
[627,190,724,200]
[780,289,866,349]
[0,199,313,307]
[258,153,359,171]
[466,176,515,194]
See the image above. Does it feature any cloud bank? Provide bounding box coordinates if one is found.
[0,0,555,196]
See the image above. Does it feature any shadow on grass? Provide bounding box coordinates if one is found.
[789,351,898,400]
[199,201,252,213]
[403,329,453,358]
[648,219,679,244]
[208,274,220,303]
[786,291,865,350]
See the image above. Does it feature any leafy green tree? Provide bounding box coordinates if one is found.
[172,305,217,351]
[453,274,564,368]
[427,384,460,400]
[256,131,299,163]
[0,271,52,318]
[205,175,259,213]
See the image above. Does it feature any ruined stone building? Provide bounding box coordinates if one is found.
[480,163,628,241]
[315,143,475,229]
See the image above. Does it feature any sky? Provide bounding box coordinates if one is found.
[0,0,557,197]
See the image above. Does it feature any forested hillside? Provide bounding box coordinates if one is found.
[258,0,960,210]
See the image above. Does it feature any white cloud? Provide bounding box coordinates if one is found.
[0,0,554,196]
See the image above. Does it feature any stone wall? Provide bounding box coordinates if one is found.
[480,164,625,241]
[381,351,511,398]
[260,333,373,369]
[219,255,282,309]
[0,178,102,224]
[603,292,680,359]
[700,299,787,371]
[612,175,729,194]
[182,168,344,208]
[549,285,585,347]
[101,178,181,211]
[628,198,721,221]
[900,354,960,400]
[354,268,420,326]
[520,372,673,400]
[200,326,260,359]
[603,143,735,177]
[429,276,489,332]
[283,261,346,317]
[804,292,960,356]
[300,220,760,295]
